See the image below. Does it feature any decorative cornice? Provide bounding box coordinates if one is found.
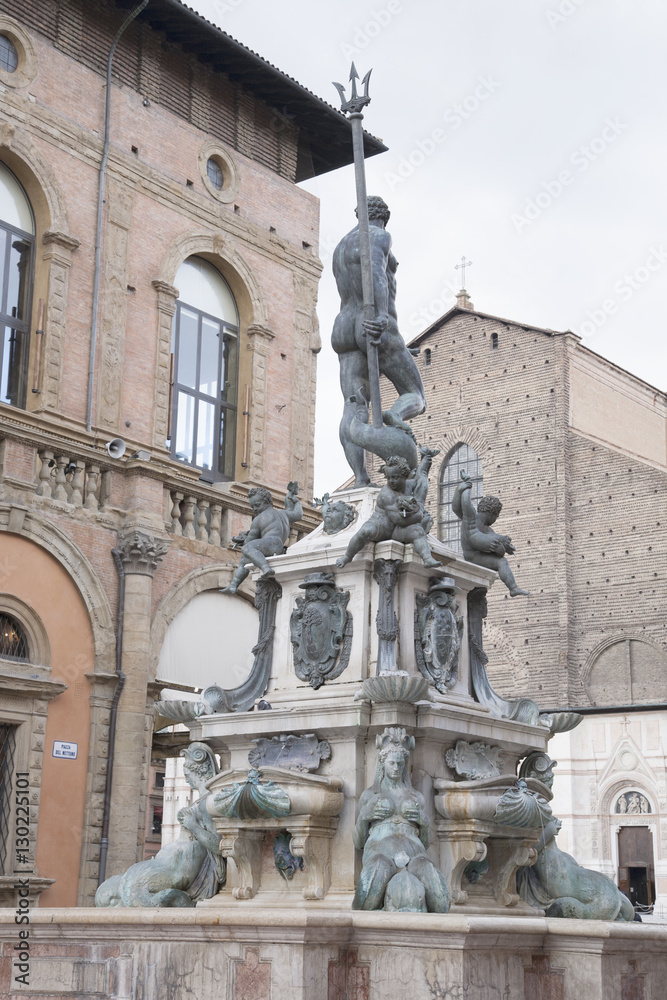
[114,529,171,577]
[151,279,179,299]
[0,669,67,702]
[42,230,81,253]
[247,324,276,344]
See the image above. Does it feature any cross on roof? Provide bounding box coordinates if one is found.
[455,255,473,288]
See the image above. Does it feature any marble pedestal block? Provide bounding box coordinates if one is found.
[1,907,665,1000]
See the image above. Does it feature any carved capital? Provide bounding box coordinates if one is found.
[113,529,170,577]
[247,323,276,348]
[152,279,179,315]
[42,230,80,266]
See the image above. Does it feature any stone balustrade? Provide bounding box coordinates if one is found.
[0,437,314,548]
[35,449,111,511]
[29,447,238,548]
[166,487,231,547]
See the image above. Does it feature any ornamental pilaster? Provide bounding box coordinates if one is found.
[246,323,275,480]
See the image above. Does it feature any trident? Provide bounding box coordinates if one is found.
[333,64,383,431]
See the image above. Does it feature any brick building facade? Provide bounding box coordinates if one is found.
[0,0,383,907]
[380,297,667,908]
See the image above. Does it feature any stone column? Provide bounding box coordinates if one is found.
[106,529,170,878]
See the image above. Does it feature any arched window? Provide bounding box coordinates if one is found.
[586,638,667,706]
[0,612,29,661]
[169,257,239,481]
[0,162,35,409]
[438,443,483,550]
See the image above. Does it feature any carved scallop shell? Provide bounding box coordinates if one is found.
[357,673,431,704]
[493,782,553,828]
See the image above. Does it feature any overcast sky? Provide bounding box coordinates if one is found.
[191,0,667,495]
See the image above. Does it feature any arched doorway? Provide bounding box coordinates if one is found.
[615,788,656,909]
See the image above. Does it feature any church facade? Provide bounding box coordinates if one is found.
[0,0,383,906]
[384,297,667,910]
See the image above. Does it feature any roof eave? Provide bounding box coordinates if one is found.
[135,0,387,179]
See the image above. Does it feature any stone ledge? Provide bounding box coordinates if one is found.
[1,908,665,942]
[1,909,663,1000]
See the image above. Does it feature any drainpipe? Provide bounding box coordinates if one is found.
[98,547,126,887]
[86,0,149,433]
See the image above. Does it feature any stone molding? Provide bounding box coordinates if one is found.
[151,279,179,448]
[0,669,66,702]
[581,633,667,688]
[8,907,665,1000]
[0,120,69,231]
[156,232,269,328]
[151,234,268,453]
[246,323,275,344]
[0,876,54,908]
[0,503,115,674]
[42,229,81,261]
[40,231,81,412]
[198,139,241,204]
[0,592,51,668]
[290,273,319,492]
[97,178,136,432]
[152,279,179,311]
[78,671,118,905]
[0,665,64,883]
[433,425,493,467]
[1,97,320,277]
[0,14,38,90]
[114,529,171,577]
[245,325,276,480]
[0,125,74,412]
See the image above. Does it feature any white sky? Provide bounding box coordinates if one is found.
[191,0,667,495]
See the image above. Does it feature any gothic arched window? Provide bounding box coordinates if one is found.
[169,257,239,481]
[438,443,483,550]
[0,162,35,409]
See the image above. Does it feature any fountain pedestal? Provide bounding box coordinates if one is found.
[192,487,554,912]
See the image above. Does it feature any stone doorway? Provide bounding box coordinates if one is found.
[618,826,655,907]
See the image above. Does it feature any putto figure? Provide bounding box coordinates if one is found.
[353,727,449,912]
[223,482,302,594]
[335,449,439,569]
[452,472,529,596]
[95,743,223,907]
[332,195,426,485]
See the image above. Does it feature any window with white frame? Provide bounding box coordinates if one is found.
[0,161,35,410]
[168,257,239,481]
